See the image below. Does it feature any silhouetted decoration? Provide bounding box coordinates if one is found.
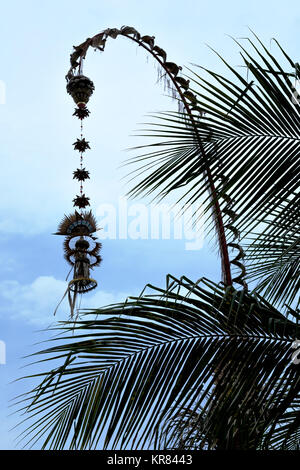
[73,194,90,209]
[73,107,90,120]
[73,168,90,181]
[73,137,91,152]
[66,74,95,107]
[55,72,101,318]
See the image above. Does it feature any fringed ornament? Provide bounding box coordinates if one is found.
[55,210,99,236]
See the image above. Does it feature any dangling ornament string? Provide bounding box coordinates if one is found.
[68,284,78,319]
[53,283,70,316]
[54,72,101,319]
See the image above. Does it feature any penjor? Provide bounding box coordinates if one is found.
[55,74,102,317]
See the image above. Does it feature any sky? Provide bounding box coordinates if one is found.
[0,0,299,450]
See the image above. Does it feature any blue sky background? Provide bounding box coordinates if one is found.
[0,0,299,449]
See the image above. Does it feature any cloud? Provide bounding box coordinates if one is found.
[0,276,130,326]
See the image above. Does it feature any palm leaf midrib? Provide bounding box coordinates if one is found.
[43,328,295,379]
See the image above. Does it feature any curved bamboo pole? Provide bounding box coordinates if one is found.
[66,26,232,286]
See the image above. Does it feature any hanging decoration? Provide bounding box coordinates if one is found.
[55,72,102,318]
[64,26,236,288]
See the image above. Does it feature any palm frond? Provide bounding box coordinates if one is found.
[245,194,300,307]
[125,34,300,244]
[263,406,300,449]
[15,276,300,450]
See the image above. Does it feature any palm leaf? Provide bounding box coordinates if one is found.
[125,34,300,243]
[15,276,300,450]
[245,194,300,307]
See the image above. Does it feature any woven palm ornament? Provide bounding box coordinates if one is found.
[55,73,102,317]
